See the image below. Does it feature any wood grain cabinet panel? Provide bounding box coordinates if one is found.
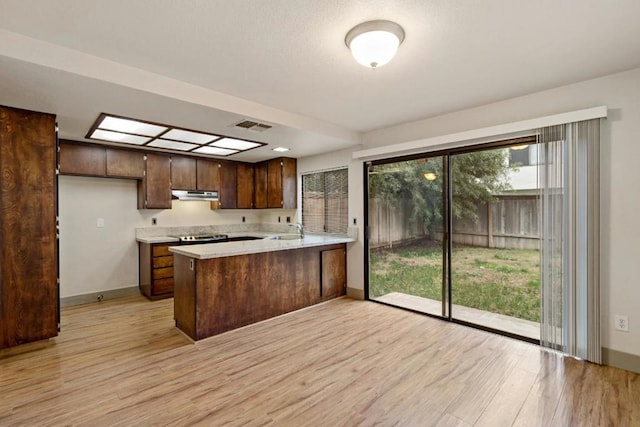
[266,157,297,209]
[254,161,268,209]
[59,140,106,176]
[139,242,175,300]
[236,162,254,209]
[106,148,144,179]
[138,153,171,209]
[321,248,347,299]
[0,105,58,349]
[196,159,219,191]
[218,160,237,209]
[171,155,197,190]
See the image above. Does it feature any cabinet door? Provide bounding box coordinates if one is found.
[219,160,237,209]
[106,148,144,178]
[254,161,268,209]
[321,247,346,299]
[267,158,283,208]
[236,163,254,209]
[171,155,197,190]
[59,140,106,176]
[142,153,172,209]
[0,106,58,349]
[196,159,219,191]
[281,157,297,209]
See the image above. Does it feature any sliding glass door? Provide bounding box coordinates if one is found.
[366,138,541,341]
[367,156,447,318]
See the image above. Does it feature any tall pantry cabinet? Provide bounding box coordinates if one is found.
[0,105,58,349]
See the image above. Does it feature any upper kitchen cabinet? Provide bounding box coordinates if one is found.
[236,162,254,209]
[218,160,237,209]
[171,155,197,190]
[138,152,172,209]
[59,140,106,176]
[105,148,145,179]
[0,105,58,349]
[267,157,297,209]
[196,158,219,191]
[254,161,268,209]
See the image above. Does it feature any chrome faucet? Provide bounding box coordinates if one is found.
[290,223,304,238]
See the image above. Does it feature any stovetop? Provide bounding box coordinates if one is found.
[178,234,228,243]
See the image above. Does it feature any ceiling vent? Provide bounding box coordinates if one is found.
[233,119,273,132]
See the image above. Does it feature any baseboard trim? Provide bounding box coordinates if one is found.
[346,287,364,300]
[61,286,141,308]
[602,347,640,374]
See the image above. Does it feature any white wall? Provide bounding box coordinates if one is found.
[302,67,640,359]
[59,175,293,298]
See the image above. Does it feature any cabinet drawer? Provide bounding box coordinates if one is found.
[153,267,174,279]
[152,245,172,257]
[153,277,174,295]
[153,255,174,268]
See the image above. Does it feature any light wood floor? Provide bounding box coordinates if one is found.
[1,296,638,426]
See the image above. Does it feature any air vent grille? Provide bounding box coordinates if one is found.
[233,119,273,132]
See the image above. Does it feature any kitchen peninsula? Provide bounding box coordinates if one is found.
[169,234,353,341]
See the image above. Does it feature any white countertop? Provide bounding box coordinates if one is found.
[136,236,180,244]
[167,234,354,259]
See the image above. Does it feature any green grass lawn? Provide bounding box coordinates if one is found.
[370,240,540,322]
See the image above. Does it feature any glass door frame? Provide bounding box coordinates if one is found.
[364,136,540,344]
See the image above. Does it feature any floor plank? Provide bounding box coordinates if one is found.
[0,295,637,426]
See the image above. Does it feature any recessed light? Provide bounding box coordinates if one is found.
[148,139,199,151]
[162,129,218,144]
[211,137,261,151]
[193,146,239,156]
[98,116,168,136]
[90,129,151,145]
[273,147,290,152]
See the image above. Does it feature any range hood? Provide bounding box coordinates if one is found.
[171,190,219,201]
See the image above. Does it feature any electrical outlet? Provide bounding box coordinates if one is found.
[353,217,357,225]
[615,315,629,332]
[242,216,246,223]
[152,218,157,226]
[278,216,281,223]
[96,218,105,228]
[286,216,291,223]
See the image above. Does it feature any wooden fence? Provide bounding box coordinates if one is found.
[369,194,545,250]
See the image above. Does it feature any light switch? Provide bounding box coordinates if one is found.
[96,218,105,228]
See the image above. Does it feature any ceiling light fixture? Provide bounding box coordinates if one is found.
[345,20,405,69]
[272,147,290,152]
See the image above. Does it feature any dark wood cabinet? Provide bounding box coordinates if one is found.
[106,148,144,179]
[0,105,58,349]
[59,140,106,176]
[138,152,172,209]
[321,248,347,299]
[174,243,346,340]
[236,163,254,209]
[267,157,297,209]
[196,159,219,191]
[254,161,268,209]
[139,242,175,300]
[218,160,237,209]
[171,155,197,190]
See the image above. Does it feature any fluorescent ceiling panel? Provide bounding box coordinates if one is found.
[147,139,199,151]
[162,129,218,144]
[90,129,150,145]
[193,146,238,156]
[210,137,261,150]
[99,116,168,136]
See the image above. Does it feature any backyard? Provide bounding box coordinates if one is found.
[369,239,541,322]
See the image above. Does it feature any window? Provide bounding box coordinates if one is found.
[302,169,348,233]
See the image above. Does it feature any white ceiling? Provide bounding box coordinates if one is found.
[1,0,639,161]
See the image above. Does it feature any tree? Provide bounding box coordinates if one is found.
[369,149,511,237]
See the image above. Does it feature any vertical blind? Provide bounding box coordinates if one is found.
[538,119,600,363]
[302,169,348,233]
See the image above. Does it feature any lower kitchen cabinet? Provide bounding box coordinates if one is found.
[139,242,175,300]
[321,247,347,299]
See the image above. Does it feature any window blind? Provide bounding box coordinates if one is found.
[302,169,348,233]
